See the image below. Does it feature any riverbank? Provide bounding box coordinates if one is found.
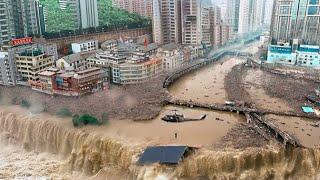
[0,77,167,121]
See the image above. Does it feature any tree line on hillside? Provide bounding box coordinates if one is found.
[38,0,151,39]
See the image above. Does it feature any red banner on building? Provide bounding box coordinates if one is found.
[11,37,32,46]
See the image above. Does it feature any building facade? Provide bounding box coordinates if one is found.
[0,0,45,45]
[71,40,98,53]
[181,0,201,45]
[87,42,162,84]
[157,43,184,71]
[16,49,54,81]
[30,67,104,96]
[271,0,320,45]
[79,0,99,28]
[152,0,182,45]
[0,48,17,85]
[267,44,320,68]
[112,0,153,18]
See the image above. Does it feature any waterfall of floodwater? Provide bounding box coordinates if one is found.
[1,110,320,179]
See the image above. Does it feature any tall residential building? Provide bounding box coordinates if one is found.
[223,0,240,36]
[112,0,153,18]
[0,0,15,45]
[210,6,222,47]
[201,7,212,47]
[271,0,320,45]
[58,0,98,29]
[238,0,265,35]
[152,0,163,44]
[79,0,99,28]
[58,0,81,28]
[152,0,182,45]
[0,0,45,45]
[181,0,202,45]
[238,0,250,34]
[263,0,274,25]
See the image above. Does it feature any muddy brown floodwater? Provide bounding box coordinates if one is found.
[243,69,292,112]
[265,114,320,148]
[99,106,245,148]
[169,57,245,104]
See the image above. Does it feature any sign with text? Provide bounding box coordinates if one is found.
[11,37,32,46]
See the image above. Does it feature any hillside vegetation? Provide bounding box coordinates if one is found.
[39,0,151,33]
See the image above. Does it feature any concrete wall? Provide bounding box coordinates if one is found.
[33,28,152,52]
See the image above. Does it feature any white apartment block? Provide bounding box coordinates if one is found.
[72,40,98,53]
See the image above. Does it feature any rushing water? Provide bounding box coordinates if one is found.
[1,108,320,179]
[169,57,245,104]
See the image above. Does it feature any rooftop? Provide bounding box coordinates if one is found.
[298,45,320,53]
[61,51,96,64]
[136,43,158,52]
[72,40,97,45]
[39,71,56,77]
[18,49,44,57]
[161,43,179,51]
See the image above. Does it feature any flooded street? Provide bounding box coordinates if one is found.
[169,57,245,104]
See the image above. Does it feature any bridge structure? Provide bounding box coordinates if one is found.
[163,46,307,148]
[166,98,304,148]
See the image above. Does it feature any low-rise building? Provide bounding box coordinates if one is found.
[56,51,96,71]
[71,40,98,53]
[157,43,184,71]
[101,40,118,50]
[87,42,162,84]
[16,48,54,81]
[267,44,320,68]
[296,45,320,67]
[30,67,104,96]
[0,43,58,86]
[267,45,296,65]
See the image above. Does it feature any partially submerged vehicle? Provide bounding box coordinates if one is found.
[162,110,207,123]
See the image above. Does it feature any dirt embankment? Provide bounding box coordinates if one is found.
[0,78,167,121]
[224,64,252,103]
[260,72,318,113]
[225,64,318,114]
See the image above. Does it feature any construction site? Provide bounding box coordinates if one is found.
[1,41,320,179]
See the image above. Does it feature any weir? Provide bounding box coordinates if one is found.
[1,106,320,178]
